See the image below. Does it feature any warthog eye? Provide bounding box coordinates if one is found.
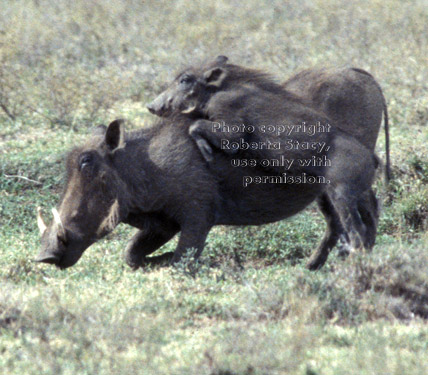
[179,75,194,85]
[79,153,93,171]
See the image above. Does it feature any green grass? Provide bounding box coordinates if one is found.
[1,0,428,374]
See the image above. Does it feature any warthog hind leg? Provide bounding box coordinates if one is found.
[357,189,379,250]
[327,187,368,254]
[307,194,344,270]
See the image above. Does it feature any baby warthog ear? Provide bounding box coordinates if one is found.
[203,67,227,87]
[215,55,228,65]
[92,124,107,137]
[105,119,125,152]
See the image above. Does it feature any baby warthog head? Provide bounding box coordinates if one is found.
[35,120,127,269]
[147,55,229,117]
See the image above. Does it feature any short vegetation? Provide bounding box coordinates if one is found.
[1,1,427,374]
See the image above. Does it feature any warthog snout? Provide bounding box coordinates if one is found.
[35,206,93,269]
[146,102,158,115]
[147,93,173,117]
[35,207,67,267]
[34,253,61,265]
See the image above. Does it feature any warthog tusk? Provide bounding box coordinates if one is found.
[51,207,62,226]
[37,207,47,235]
[51,207,66,241]
[181,104,197,114]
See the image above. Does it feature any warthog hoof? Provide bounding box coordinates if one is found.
[127,252,175,270]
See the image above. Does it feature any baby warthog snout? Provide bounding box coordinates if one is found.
[147,92,174,117]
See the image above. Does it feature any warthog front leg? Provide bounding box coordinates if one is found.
[124,218,179,269]
[125,230,178,269]
[171,220,212,264]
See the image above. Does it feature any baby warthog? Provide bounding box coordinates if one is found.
[147,57,379,267]
[36,115,375,270]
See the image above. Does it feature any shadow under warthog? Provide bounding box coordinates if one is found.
[36,117,374,271]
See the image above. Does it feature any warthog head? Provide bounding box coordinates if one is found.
[147,55,229,117]
[35,120,128,269]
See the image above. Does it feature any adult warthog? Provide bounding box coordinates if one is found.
[36,118,375,270]
[281,66,391,249]
[282,66,390,181]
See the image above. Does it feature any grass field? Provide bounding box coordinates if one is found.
[1,0,427,374]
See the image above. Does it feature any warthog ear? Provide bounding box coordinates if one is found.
[92,124,107,137]
[105,119,125,152]
[215,55,228,65]
[203,67,227,87]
